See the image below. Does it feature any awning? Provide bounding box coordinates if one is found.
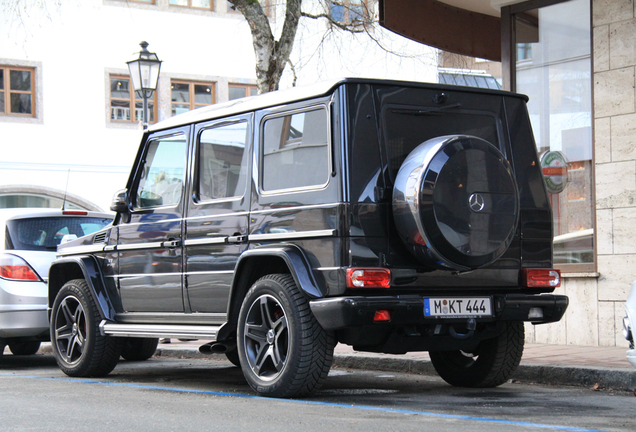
[379,0,502,62]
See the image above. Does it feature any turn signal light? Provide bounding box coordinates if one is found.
[521,269,561,288]
[0,254,41,281]
[346,268,391,288]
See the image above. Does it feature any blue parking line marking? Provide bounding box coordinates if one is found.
[0,373,613,432]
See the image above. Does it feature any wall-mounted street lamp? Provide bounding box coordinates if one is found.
[127,41,162,129]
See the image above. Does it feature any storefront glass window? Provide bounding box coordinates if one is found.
[514,0,593,268]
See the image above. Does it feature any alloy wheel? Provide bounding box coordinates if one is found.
[53,295,87,365]
[243,294,289,381]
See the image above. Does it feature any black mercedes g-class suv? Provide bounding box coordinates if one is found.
[48,78,568,398]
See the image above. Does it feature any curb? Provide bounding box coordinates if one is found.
[333,355,636,392]
[512,364,636,392]
[152,347,636,393]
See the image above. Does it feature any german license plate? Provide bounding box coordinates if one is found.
[424,297,492,317]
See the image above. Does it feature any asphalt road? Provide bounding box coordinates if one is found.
[0,353,633,432]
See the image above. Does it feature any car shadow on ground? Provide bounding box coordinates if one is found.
[0,352,58,369]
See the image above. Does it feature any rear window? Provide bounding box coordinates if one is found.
[261,107,330,192]
[382,104,501,179]
[5,217,112,251]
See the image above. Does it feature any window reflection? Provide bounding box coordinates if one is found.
[10,70,31,91]
[171,80,215,116]
[1,66,35,117]
[194,84,212,104]
[110,75,156,124]
[10,93,31,114]
[169,0,212,9]
[172,83,190,103]
[229,84,258,100]
[514,0,594,266]
[331,0,367,24]
[262,108,330,191]
[136,135,187,208]
[198,121,249,201]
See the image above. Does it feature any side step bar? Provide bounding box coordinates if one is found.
[99,320,220,340]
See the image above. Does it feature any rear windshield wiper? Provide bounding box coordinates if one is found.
[390,103,462,116]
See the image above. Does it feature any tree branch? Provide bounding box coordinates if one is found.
[300,11,366,33]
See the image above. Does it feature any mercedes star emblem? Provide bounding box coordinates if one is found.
[469,193,486,212]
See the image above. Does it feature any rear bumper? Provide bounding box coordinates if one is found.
[0,279,49,339]
[0,308,49,339]
[310,293,568,331]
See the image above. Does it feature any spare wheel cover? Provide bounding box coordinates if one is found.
[392,135,519,271]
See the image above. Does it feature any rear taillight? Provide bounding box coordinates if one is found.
[373,310,392,322]
[62,211,88,216]
[0,254,41,281]
[346,268,391,288]
[521,269,561,288]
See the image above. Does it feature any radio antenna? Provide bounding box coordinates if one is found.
[62,169,70,210]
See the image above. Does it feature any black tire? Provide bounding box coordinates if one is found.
[120,338,159,361]
[237,274,334,398]
[224,349,241,367]
[8,341,41,356]
[50,279,122,377]
[429,321,524,388]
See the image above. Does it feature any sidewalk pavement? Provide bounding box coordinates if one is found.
[151,340,636,393]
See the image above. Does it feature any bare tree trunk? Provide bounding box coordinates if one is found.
[231,0,302,94]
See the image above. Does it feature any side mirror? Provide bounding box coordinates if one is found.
[60,234,78,244]
[110,189,130,213]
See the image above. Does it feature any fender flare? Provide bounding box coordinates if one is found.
[218,244,327,342]
[48,256,119,321]
[234,244,326,299]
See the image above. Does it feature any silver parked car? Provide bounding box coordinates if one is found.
[624,281,636,368]
[0,208,113,356]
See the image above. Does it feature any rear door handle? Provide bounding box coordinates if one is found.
[227,235,246,244]
[162,239,181,248]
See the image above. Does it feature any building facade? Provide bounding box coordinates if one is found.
[1,0,436,211]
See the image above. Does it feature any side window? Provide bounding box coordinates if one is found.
[197,121,249,201]
[262,107,329,192]
[135,134,187,208]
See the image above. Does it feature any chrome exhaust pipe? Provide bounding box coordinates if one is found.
[199,341,236,354]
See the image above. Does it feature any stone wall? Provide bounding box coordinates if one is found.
[593,0,636,347]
